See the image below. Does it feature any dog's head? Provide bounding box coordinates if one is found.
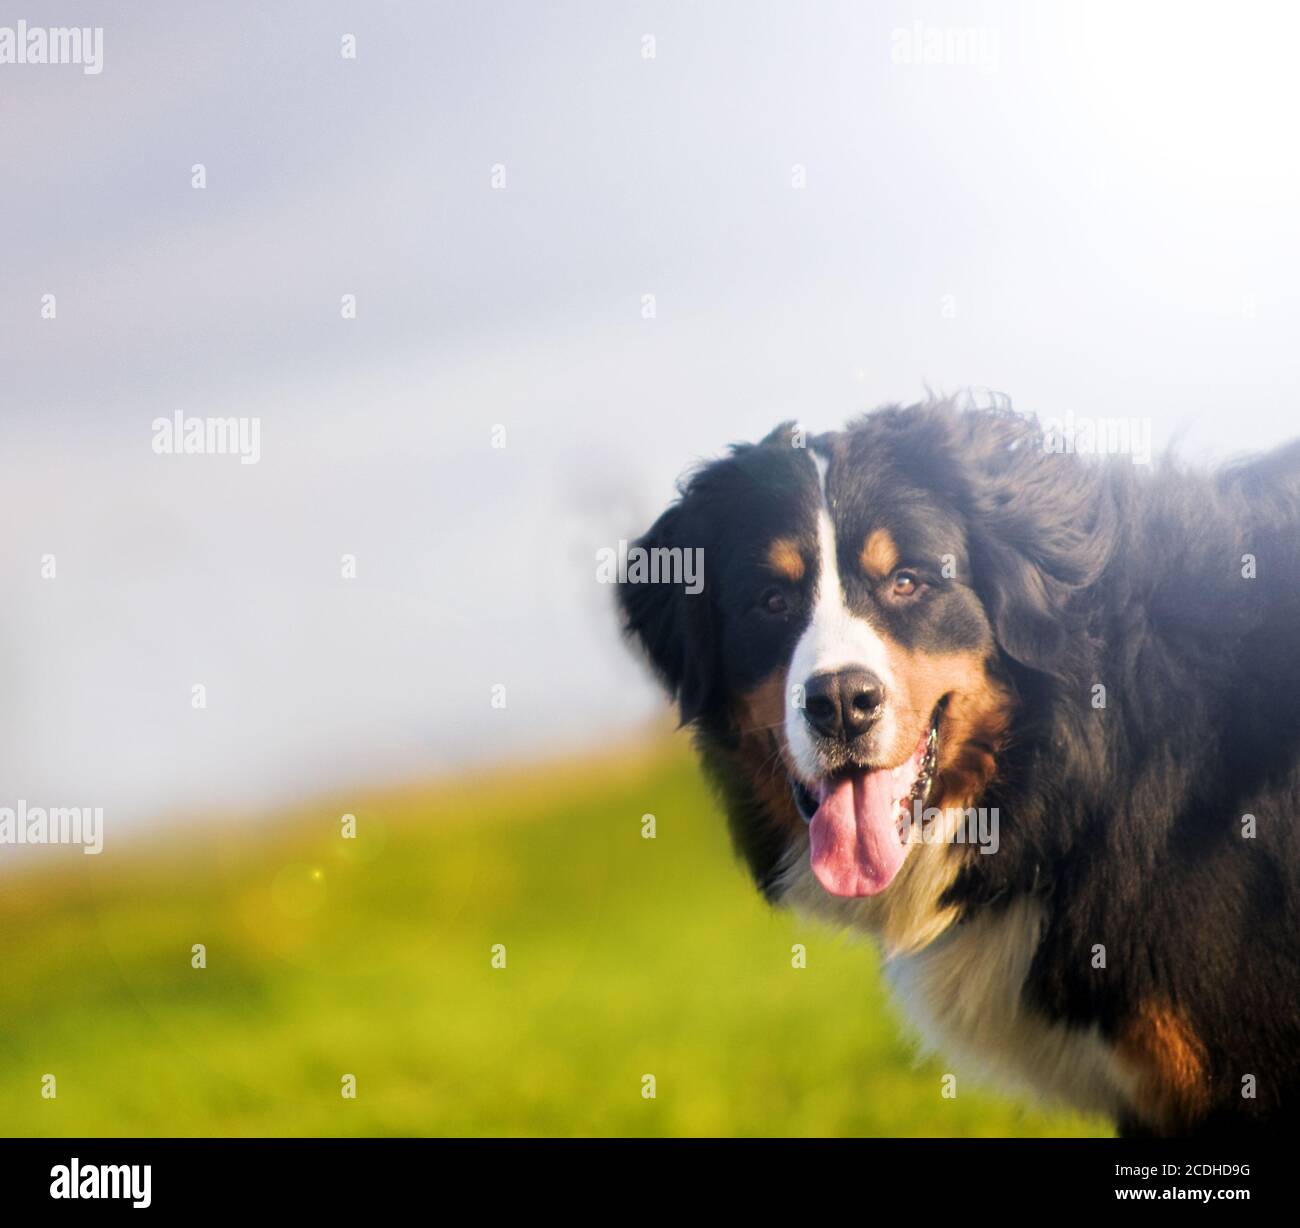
[620,402,1113,945]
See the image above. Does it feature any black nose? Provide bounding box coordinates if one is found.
[803,669,885,740]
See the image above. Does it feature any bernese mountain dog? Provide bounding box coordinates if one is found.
[618,399,1300,1137]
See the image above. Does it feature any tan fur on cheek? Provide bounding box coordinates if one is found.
[732,668,804,839]
[885,644,1014,810]
[736,669,788,736]
[932,659,1014,809]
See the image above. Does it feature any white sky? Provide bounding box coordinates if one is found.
[1,0,1297,835]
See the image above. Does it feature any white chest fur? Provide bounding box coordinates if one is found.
[882,898,1137,1121]
[779,831,1139,1122]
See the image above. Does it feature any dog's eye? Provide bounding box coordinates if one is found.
[759,586,789,616]
[891,570,922,598]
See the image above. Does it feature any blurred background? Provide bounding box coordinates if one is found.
[0,0,1296,1135]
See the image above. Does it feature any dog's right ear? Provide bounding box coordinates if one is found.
[617,500,718,726]
[949,407,1117,679]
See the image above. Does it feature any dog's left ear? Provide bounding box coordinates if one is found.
[951,408,1118,676]
[617,498,719,725]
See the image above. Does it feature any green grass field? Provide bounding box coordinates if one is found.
[0,736,1108,1136]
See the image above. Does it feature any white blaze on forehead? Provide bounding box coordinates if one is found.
[785,450,897,781]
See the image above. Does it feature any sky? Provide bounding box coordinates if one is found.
[2,0,1298,837]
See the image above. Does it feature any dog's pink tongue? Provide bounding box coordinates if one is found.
[808,771,906,897]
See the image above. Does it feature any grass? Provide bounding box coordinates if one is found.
[0,735,1108,1136]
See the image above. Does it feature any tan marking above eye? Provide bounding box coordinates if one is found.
[766,537,805,582]
[860,528,899,581]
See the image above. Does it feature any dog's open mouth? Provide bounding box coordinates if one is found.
[791,702,943,898]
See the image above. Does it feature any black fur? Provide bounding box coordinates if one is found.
[618,400,1300,1134]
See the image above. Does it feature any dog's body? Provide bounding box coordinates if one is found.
[619,402,1300,1135]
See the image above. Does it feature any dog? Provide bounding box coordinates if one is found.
[618,400,1300,1136]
